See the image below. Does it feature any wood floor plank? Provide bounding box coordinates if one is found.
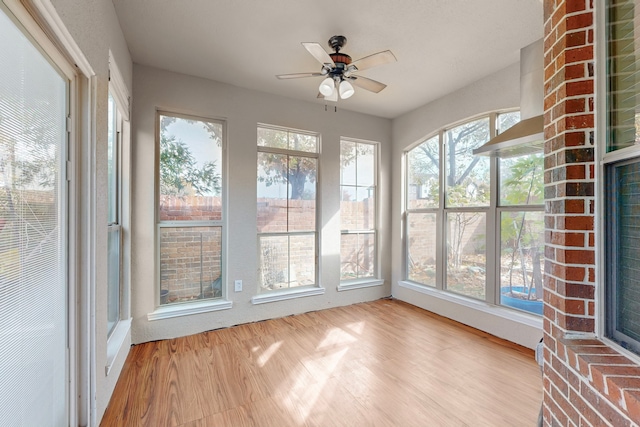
[101,299,542,426]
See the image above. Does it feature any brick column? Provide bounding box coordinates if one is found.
[543,0,640,425]
[544,0,596,338]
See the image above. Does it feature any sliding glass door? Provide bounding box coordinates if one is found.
[0,4,70,425]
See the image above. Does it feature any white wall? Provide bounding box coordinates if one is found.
[131,64,393,344]
[49,0,132,421]
[390,62,543,349]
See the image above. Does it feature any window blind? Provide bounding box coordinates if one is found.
[0,6,68,426]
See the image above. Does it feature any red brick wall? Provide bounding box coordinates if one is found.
[543,0,640,425]
[159,195,222,221]
[159,226,222,302]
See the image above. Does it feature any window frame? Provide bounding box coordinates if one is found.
[604,157,640,355]
[600,0,640,358]
[0,1,78,424]
[339,137,381,288]
[155,110,227,310]
[256,123,320,296]
[404,110,544,314]
[106,52,132,376]
[106,91,123,338]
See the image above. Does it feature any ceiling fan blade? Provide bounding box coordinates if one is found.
[350,50,396,72]
[349,75,387,93]
[276,72,323,79]
[302,42,335,66]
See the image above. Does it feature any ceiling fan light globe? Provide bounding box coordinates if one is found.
[319,77,335,96]
[339,80,355,99]
[325,90,338,102]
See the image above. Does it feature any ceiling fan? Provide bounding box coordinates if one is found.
[276,35,396,101]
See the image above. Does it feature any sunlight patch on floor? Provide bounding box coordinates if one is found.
[252,341,283,367]
[316,326,359,350]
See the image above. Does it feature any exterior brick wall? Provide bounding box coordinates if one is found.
[158,196,223,302]
[159,195,222,221]
[159,226,222,302]
[543,0,640,425]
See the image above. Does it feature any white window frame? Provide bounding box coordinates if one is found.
[253,123,324,304]
[150,110,231,321]
[403,110,544,315]
[597,0,640,360]
[338,137,383,291]
[0,0,84,424]
[105,52,132,374]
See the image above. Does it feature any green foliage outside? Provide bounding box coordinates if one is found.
[159,115,221,197]
[257,127,318,200]
[500,153,544,300]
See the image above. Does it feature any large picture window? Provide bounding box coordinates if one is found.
[405,111,544,315]
[257,125,318,293]
[340,139,378,282]
[157,112,224,305]
[604,0,640,355]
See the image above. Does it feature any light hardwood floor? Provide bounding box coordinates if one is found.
[101,299,542,427]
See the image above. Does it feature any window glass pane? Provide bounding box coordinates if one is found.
[499,211,544,315]
[257,152,288,233]
[159,226,222,305]
[288,156,316,232]
[446,212,486,299]
[290,132,317,153]
[341,140,357,186]
[445,118,490,207]
[608,161,640,346]
[407,135,439,209]
[258,127,288,149]
[159,115,223,221]
[258,127,317,153]
[0,7,67,424]
[497,111,521,134]
[407,212,437,287]
[356,143,375,187]
[258,234,315,291]
[607,1,640,152]
[258,235,289,291]
[499,153,544,205]
[340,140,377,283]
[341,233,375,280]
[107,227,121,334]
[340,186,375,231]
[107,93,117,224]
[257,153,316,232]
[356,187,375,230]
[290,234,316,286]
[340,186,357,230]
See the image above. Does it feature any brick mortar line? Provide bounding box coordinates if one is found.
[570,352,640,422]
[557,358,629,427]
[546,378,581,424]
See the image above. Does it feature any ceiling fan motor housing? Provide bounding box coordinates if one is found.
[328,35,347,52]
[328,36,352,78]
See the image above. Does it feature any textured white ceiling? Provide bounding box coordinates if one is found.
[112,0,543,119]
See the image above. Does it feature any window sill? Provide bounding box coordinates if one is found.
[147,299,233,321]
[251,287,325,305]
[105,318,131,376]
[558,337,640,422]
[337,279,384,292]
[397,280,542,329]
